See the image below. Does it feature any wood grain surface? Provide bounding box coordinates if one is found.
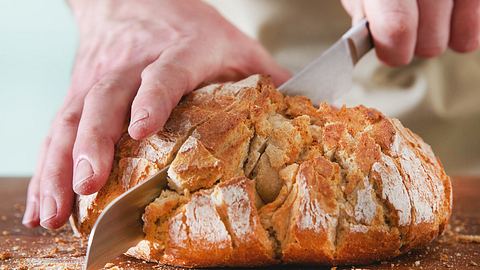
[0,177,479,270]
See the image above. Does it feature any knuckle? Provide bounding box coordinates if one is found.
[82,127,112,145]
[140,64,156,81]
[141,62,192,96]
[164,62,193,90]
[141,73,169,95]
[41,150,71,181]
[41,168,64,184]
[74,132,112,160]
[377,11,416,44]
[384,23,411,44]
[74,127,114,157]
[162,59,190,76]
[56,110,81,129]
[88,77,119,97]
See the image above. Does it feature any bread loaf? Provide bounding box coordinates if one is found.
[71,75,452,267]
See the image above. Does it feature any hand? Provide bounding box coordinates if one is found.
[22,0,290,229]
[342,0,480,66]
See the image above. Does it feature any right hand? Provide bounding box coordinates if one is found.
[342,0,480,66]
[22,0,290,229]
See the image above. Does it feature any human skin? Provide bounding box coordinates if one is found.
[342,0,480,66]
[23,0,479,229]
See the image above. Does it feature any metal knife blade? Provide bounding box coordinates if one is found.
[278,19,373,104]
[84,166,169,270]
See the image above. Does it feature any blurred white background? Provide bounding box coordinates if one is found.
[0,0,76,176]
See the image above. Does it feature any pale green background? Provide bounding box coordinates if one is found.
[0,0,77,176]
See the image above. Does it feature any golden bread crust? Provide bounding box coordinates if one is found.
[72,75,452,267]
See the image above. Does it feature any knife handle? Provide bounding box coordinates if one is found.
[342,18,374,65]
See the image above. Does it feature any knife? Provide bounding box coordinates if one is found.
[278,19,373,104]
[84,166,169,270]
[84,19,373,270]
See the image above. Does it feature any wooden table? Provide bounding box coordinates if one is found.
[1,177,479,270]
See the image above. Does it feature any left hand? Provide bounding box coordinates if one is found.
[341,0,480,66]
[21,0,290,230]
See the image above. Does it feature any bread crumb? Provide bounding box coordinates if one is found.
[440,253,449,261]
[104,263,123,270]
[11,246,20,251]
[49,247,59,256]
[39,247,60,258]
[1,230,9,236]
[64,246,76,252]
[470,261,479,266]
[0,251,12,260]
[13,203,23,211]
[414,260,420,266]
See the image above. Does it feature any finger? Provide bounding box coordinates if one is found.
[341,0,366,24]
[246,41,292,86]
[415,0,454,58]
[211,37,291,87]
[72,69,141,195]
[363,0,419,66]
[128,47,209,140]
[449,0,480,52]
[23,136,51,228]
[39,93,83,229]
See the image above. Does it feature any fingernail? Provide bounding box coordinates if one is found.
[74,159,94,191]
[40,196,57,223]
[22,201,38,225]
[130,109,149,128]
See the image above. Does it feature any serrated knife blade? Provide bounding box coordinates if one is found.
[278,19,373,104]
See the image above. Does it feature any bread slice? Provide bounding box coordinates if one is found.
[71,75,451,267]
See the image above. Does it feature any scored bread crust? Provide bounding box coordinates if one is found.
[71,75,452,267]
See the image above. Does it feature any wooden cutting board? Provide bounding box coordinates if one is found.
[1,177,479,270]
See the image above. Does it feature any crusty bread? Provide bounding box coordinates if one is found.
[71,75,452,267]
